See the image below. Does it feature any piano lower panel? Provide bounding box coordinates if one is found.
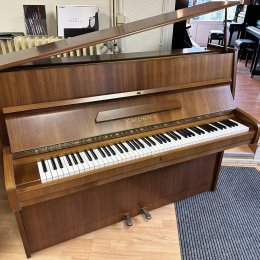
[20,152,223,254]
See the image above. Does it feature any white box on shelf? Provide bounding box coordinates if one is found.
[56,5,99,37]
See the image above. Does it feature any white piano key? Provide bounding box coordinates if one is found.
[37,120,250,183]
[37,161,47,183]
[54,157,64,179]
[59,156,70,177]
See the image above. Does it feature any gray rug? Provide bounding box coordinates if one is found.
[175,166,260,260]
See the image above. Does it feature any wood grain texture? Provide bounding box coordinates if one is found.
[0,1,239,71]
[95,100,182,123]
[0,51,259,260]
[3,147,20,212]
[13,128,255,208]
[0,52,234,145]
[235,108,260,143]
[5,84,235,154]
[0,171,182,260]
[20,153,220,253]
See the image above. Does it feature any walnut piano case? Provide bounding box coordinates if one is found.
[1,1,259,258]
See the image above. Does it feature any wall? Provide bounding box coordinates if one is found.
[0,0,175,53]
[190,20,224,46]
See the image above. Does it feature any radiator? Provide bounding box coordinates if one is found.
[0,36,108,57]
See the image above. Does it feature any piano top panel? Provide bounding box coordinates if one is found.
[2,47,215,72]
[5,84,235,155]
[0,51,234,146]
[0,1,239,71]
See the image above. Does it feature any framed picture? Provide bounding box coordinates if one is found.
[23,5,48,35]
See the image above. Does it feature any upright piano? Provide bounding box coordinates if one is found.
[1,1,259,258]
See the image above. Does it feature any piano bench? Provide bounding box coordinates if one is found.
[208,30,224,45]
[234,39,257,66]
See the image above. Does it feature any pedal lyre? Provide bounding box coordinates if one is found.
[141,207,152,220]
[124,213,133,226]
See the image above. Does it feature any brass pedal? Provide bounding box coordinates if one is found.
[141,207,152,220]
[124,213,133,226]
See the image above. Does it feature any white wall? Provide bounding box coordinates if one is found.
[190,20,224,46]
[0,0,111,36]
[0,0,175,53]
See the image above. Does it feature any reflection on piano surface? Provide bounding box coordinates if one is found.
[1,1,259,258]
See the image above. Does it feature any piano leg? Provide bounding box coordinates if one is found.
[15,212,31,258]
[210,151,224,191]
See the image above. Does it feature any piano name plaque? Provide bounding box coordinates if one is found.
[126,115,154,123]
[96,100,181,123]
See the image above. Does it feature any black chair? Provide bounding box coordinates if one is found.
[234,39,257,67]
[208,30,224,45]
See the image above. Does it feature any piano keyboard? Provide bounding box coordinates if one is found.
[37,119,249,183]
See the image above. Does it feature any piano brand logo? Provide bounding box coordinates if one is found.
[127,115,154,123]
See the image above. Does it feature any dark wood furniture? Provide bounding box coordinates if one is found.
[246,26,260,76]
[2,1,259,258]
[227,5,260,47]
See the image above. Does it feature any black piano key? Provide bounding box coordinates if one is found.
[219,120,232,128]
[115,144,124,153]
[119,142,128,152]
[156,134,166,143]
[107,145,116,155]
[131,140,140,149]
[50,157,57,170]
[224,119,238,127]
[166,132,177,140]
[177,130,188,138]
[141,137,152,147]
[160,134,171,142]
[84,150,93,161]
[101,146,110,156]
[171,132,182,139]
[76,152,84,163]
[215,122,227,129]
[56,157,63,168]
[65,154,73,166]
[228,119,238,126]
[98,147,106,157]
[90,149,98,160]
[184,128,195,136]
[207,124,218,131]
[71,153,78,164]
[126,140,136,150]
[135,139,145,148]
[211,122,225,130]
[181,129,192,137]
[194,126,205,134]
[41,160,47,172]
[199,125,211,133]
[152,135,163,144]
[146,137,156,145]
[189,127,201,135]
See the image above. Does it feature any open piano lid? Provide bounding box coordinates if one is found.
[0,1,239,71]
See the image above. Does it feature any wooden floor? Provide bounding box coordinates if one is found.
[0,61,259,260]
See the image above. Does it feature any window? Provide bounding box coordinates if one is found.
[189,0,236,21]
